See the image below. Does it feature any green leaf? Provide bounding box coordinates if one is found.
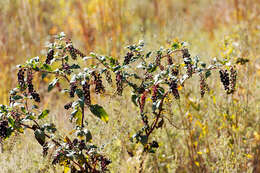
[131,94,139,106]
[140,135,148,145]
[34,129,45,146]
[83,129,92,142]
[48,78,59,92]
[8,117,15,128]
[205,70,211,79]
[41,64,52,71]
[70,64,80,69]
[146,51,152,58]
[42,72,48,80]
[147,63,157,73]
[71,108,82,126]
[90,104,109,123]
[12,95,23,100]
[38,109,50,120]
[75,89,83,98]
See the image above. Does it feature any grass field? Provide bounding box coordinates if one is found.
[0,0,260,172]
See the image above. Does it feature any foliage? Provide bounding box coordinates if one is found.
[0,32,246,172]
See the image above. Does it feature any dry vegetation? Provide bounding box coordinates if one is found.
[0,0,260,172]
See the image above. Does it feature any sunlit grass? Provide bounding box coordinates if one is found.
[0,0,259,172]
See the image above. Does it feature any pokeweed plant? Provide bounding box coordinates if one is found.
[0,32,243,172]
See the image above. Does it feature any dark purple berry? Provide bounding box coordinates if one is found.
[45,49,54,64]
[123,52,134,65]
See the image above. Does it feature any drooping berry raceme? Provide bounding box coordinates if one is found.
[140,90,148,113]
[151,84,158,102]
[104,70,112,85]
[169,79,180,99]
[17,69,25,91]
[229,66,237,94]
[27,69,34,93]
[167,55,173,65]
[70,82,77,97]
[62,62,72,75]
[182,49,193,77]
[66,41,77,60]
[219,69,230,93]
[82,80,91,106]
[92,72,105,94]
[26,69,41,102]
[155,53,164,70]
[66,40,86,60]
[31,92,41,102]
[116,71,123,96]
[45,49,54,64]
[199,73,209,98]
[0,120,9,139]
[98,156,111,172]
[123,52,134,65]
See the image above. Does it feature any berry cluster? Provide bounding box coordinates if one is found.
[123,52,134,65]
[199,73,209,97]
[105,70,112,85]
[116,72,123,96]
[0,120,9,139]
[172,67,179,76]
[62,62,72,75]
[83,81,91,106]
[27,69,40,102]
[66,41,86,60]
[27,69,34,93]
[66,41,77,60]
[182,49,193,77]
[151,84,158,102]
[31,92,41,102]
[140,90,148,113]
[229,66,237,94]
[70,82,77,97]
[167,55,173,65]
[45,49,54,64]
[92,72,105,94]
[17,69,25,91]
[98,156,111,172]
[155,54,161,67]
[155,54,164,70]
[144,140,159,152]
[64,102,72,110]
[219,69,230,93]
[141,113,149,126]
[169,79,180,99]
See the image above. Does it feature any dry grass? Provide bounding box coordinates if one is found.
[0,0,260,172]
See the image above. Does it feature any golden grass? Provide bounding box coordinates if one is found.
[0,0,260,172]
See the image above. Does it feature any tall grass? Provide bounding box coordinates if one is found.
[0,0,259,172]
